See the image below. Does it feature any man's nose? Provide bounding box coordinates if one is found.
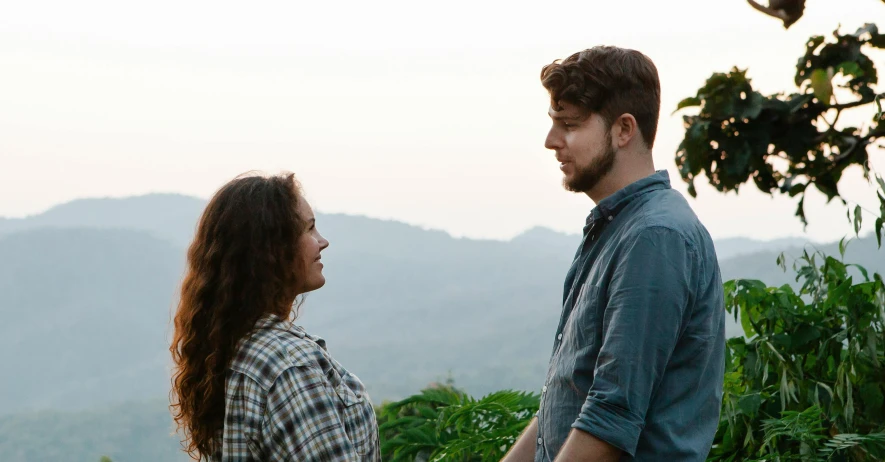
[545,127,563,151]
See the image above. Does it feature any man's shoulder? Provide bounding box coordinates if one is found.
[625,189,713,251]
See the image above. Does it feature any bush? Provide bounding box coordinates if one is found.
[379,246,885,461]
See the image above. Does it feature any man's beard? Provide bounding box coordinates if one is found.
[564,134,617,193]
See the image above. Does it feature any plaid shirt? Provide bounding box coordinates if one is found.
[213,314,381,461]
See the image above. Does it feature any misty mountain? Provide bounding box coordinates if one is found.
[0,194,205,247]
[2,195,808,260]
[1,194,882,421]
[0,228,182,414]
[0,399,189,462]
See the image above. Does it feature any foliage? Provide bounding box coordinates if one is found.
[379,247,885,461]
[378,382,539,462]
[710,245,885,461]
[746,0,806,29]
[674,22,885,243]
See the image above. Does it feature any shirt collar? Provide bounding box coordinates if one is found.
[253,312,306,338]
[585,170,671,227]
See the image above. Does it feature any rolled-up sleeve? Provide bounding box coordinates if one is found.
[571,226,695,456]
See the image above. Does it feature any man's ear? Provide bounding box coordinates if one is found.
[612,114,639,148]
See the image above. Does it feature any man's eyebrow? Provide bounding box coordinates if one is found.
[549,113,583,121]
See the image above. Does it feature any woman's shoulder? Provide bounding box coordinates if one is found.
[228,314,332,390]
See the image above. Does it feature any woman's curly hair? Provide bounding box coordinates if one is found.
[169,172,306,460]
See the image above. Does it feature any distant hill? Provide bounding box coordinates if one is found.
[0,228,182,414]
[1,193,882,425]
[0,399,189,462]
[0,194,205,247]
[713,236,809,260]
[2,195,810,260]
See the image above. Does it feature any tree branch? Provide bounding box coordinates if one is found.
[829,93,885,111]
[746,0,789,21]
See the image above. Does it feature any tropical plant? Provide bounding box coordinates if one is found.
[710,244,885,461]
[379,245,885,462]
[675,6,885,459]
[378,383,539,462]
[674,22,885,244]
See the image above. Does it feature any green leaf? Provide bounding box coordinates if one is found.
[739,307,756,338]
[846,263,870,282]
[772,333,792,349]
[739,92,765,120]
[854,205,863,235]
[837,61,865,79]
[876,217,884,248]
[737,393,763,416]
[796,196,808,227]
[814,173,840,201]
[811,68,834,104]
[791,325,821,350]
[788,182,807,197]
[805,353,819,368]
[674,96,701,113]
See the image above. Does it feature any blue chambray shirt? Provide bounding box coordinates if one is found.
[535,170,725,461]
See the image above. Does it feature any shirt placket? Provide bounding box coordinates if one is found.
[537,211,616,459]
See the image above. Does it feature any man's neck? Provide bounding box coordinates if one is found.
[585,155,655,204]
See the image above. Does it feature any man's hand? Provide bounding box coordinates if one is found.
[501,417,538,462]
[553,428,622,462]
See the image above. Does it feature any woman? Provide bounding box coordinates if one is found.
[170,172,380,461]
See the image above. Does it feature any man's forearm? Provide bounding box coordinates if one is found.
[501,417,538,462]
[553,428,621,462]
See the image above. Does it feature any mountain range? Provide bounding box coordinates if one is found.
[1,194,882,461]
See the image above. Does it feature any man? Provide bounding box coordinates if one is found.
[502,46,725,461]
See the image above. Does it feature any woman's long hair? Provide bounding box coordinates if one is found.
[170,172,306,460]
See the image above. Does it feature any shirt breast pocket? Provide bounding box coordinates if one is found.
[332,370,374,456]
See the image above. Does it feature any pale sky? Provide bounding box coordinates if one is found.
[1,0,883,242]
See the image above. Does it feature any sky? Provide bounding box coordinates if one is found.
[1,0,883,242]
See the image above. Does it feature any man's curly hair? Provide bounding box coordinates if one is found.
[541,45,661,148]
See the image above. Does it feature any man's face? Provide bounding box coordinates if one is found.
[544,101,616,194]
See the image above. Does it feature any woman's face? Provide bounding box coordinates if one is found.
[295,198,330,294]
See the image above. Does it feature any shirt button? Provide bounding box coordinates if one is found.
[557,333,563,340]
[608,215,613,221]
[542,386,547,393]
[538,438,543,445]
